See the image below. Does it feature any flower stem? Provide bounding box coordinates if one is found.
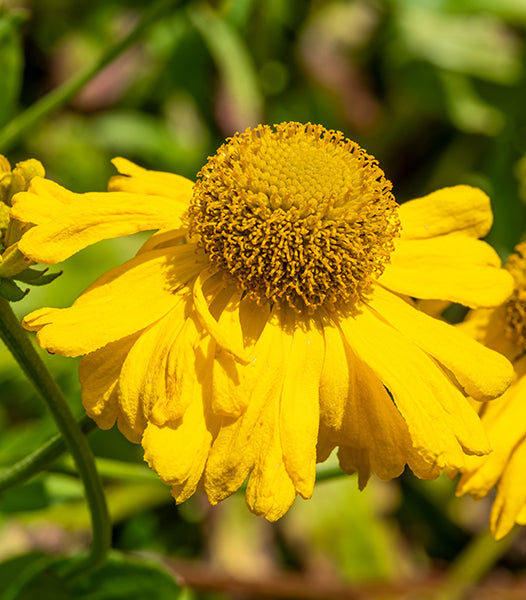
[0,0,185,153]
[435,527,520,600]
[0,298,110,577]
[52,455,163,486]
[0,415,96,493]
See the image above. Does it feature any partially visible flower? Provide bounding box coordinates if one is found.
[0,156,60,301]
[12,122,514,520]
[457,242,526,539]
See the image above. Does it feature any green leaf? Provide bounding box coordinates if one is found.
[14,268,63,286]
[0,278,28,302]
[0,553,70,600]
[0,552,182,600]
[71,552,182,600]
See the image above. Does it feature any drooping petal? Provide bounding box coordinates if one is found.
[244,329,297,521]
[367,284,513,400]
[490,440,526,540]
[79,332,141,431]
[142,337,218,503]
[318,316,435,487]
[109,157,194,199]
[245,434,297,522]
[204,308,286,504]
[210,291,268,418]
[12,177,190,263]
[320,322,408,486]
[279,309,324,498]
[317,317,351,462]
[193,270,252,364]
[150,314,204,426]
[399,186,493,240]
[141,314,192,426]
[205,308,304,519]
[379,234,514,308]
[339,304,490,470]
[117,302,188,439]
[23,244,205,356]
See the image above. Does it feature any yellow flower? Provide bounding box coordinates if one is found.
[456,242,526,539]
[12,122,514,520]
[0,155,60,301]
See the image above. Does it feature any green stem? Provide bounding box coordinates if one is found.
[0,0,184,153]
[0,298,110,578]
[0,415,96,493]
[53,455,163,485]
[435,527,520,600]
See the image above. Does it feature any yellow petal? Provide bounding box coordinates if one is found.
[319,316,427,487]
[339,305,489,470]
[399,186,493,239]
[490,440,526,540]
[136,229,186,255]
[142,338,218,503]
[211,292,270,418]
[138,304,192,427]
[279,310,324,499]
[151,314,204,426]
[379,235,514,308]
[206,311,300,519]
[192,270,253,364]
[317,318,350,462]
[109,157,194,199]
[246,445,297,522]
[204,309,286,503]
[12,177,189,263]
[367,284,513,400]
[23,244,205,356]
[79,332,140,430]
[117,304,188,439]
[115,414,143,444]
[458,306,518,362]
[515,504,526,526]
[457,370,526,499]
[245,385,298,521]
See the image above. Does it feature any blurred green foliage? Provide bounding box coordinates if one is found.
[1,0,526,597]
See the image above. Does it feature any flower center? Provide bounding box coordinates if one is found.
[188,122,400,312]
[504,242,526,352]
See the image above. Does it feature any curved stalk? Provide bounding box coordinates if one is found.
[0,298,110,577]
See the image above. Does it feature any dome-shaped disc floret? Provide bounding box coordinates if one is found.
[188,122,400,313]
